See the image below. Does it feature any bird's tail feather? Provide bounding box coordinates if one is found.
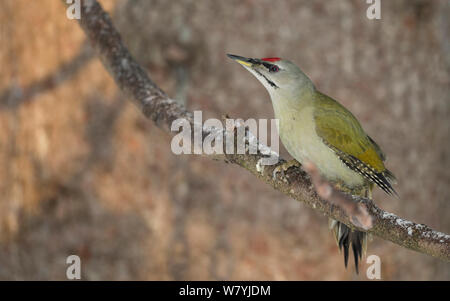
[329,219,367,274]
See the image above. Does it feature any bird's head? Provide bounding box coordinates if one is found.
[227,54,314,100]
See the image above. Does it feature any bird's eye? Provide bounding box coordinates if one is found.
[269,65,279,73]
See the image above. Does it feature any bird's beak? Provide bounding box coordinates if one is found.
[227,54,279,90]
[227,54,259,67]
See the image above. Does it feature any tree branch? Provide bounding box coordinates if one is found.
[64,0,450,262]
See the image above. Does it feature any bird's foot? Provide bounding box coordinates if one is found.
[272,159,301,182]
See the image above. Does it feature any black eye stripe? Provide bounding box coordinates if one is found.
[261,62,279,72]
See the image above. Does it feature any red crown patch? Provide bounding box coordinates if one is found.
[261,57,281,62]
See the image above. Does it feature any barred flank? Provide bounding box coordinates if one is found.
[330,146,398,197]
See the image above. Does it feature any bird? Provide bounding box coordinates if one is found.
[227,54,397,273]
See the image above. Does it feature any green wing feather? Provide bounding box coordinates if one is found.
[313,91,397,196]
[367,135,386,162]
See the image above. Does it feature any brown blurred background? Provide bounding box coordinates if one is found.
[0,0,449,280]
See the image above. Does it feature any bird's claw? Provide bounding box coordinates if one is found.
[272,159,301,182]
